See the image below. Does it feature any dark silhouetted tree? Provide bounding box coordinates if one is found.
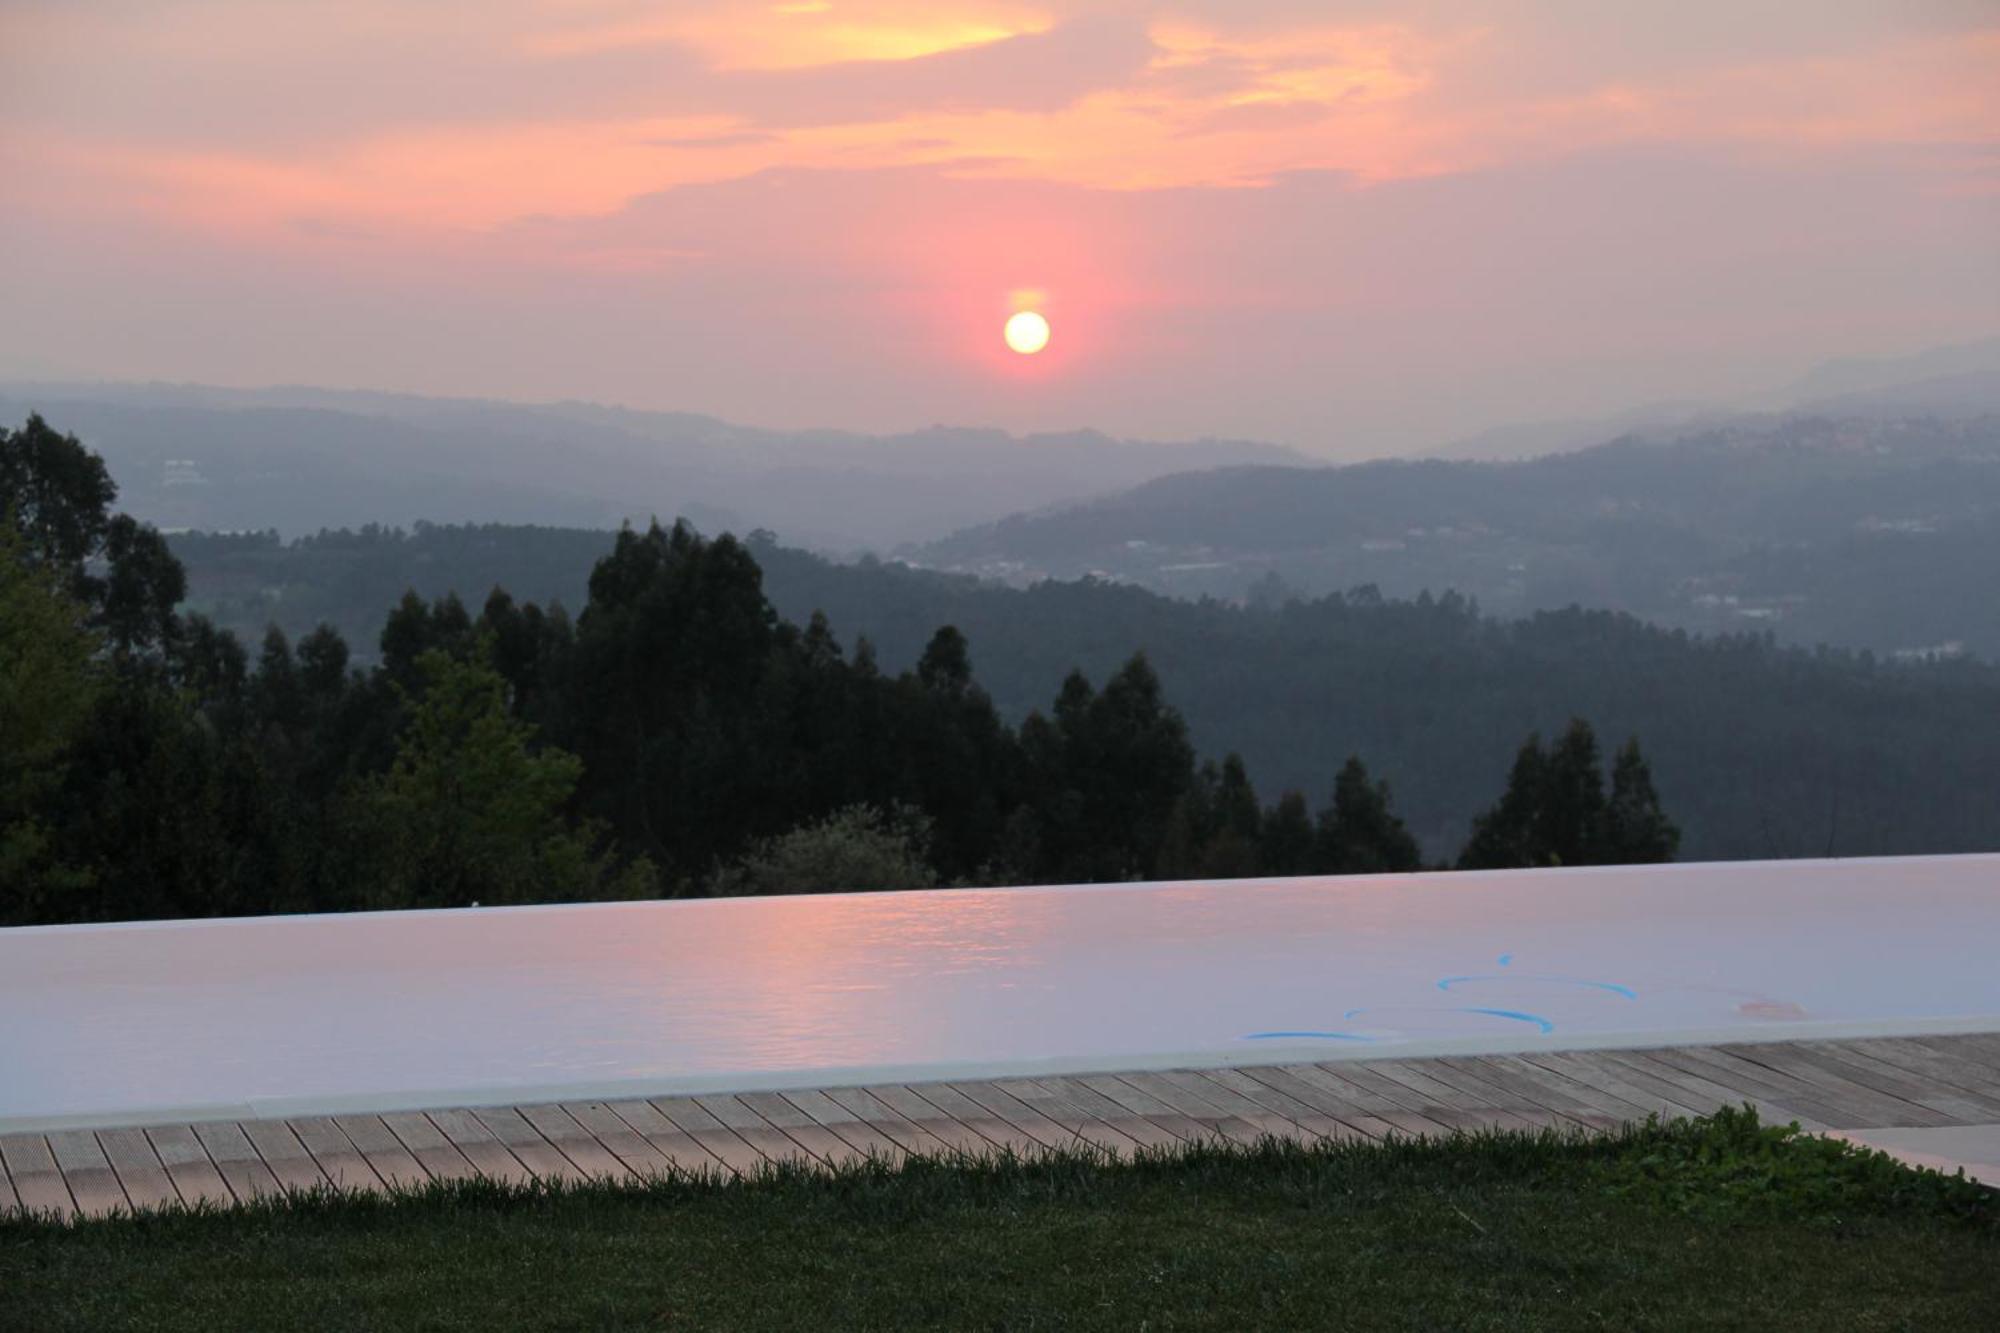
[1459,721,1677,869]
[352,650,650,909]
[1601,737,1680,863]
[1316,756,1422,873]
[1260,790,1317,876]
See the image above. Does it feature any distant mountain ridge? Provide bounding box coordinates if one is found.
[0,381,1309,551]
[904,414,2000,658]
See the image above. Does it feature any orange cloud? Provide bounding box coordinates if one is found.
[5,3,1995,245]
[525,0,1053,69]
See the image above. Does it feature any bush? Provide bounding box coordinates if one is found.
[710,803,937,896]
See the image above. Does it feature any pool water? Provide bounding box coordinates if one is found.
[3,855,1996,1131]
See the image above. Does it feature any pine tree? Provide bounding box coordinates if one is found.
[1198,753,1263,878]
[1539,718,1609,866]
[1317,756,1422,873]
[1599,738,1680,863]
[1458,734,1548,869]
[1260,790,1317,876]
[1459,721,1678,869]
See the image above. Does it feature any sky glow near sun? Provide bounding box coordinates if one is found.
[2,2,1997,449]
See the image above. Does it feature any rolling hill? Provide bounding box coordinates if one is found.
[905,414,2000,658]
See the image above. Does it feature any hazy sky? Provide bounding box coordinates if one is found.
[3,1,1997,455]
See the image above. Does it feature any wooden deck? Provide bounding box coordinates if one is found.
[7,1033,2000,1221]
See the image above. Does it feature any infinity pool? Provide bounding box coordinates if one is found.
[3,855,1997,1131]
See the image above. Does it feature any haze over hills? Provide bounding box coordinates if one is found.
[9,334,1997,550]
[907,414,2000,659]
[0,382,1306,552]
[1426,334,2000,462]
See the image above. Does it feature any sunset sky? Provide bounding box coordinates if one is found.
[3,1,1997,454]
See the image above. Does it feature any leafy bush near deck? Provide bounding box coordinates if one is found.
[1594,1104,1996,1225]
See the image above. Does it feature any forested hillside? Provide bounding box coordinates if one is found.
[168,516,2000,864]
[12,414,1680,926]
[907,415,2000,658]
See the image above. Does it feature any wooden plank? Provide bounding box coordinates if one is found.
[691,1094,828,1167]
[1843,1037,2000,1091]
[892,1083,1052,1159]
[1103,1072,1266,1146]
[286,1118,385,1192]
[647,1097,771,1176]
[560,1096,684,1176]
[1287,1062,1414,1117]
[1133,1070,1287,1141]
[1600,1049,1834,1132]
[1299,1063,1460,1136]
[1897,1035,2000,1086]
[1349,1058,1491,1115]
[1833,1039,2000,1103]
[1521,1051,1707,1121]
[1782,1043,2000,1124]
[774,1088,910,1164]
[1640,1046,1848,1124]
[143,1125,233,1207]
[94,1127,180,1213]
[1145,1068,1317,1144]
[45,1129,130,1218]
[376,1112,479,1184]
[1719,1043,1955,1128]
[331,1115,431,1189]
[1032,1076,1191,1149]
[730,1092,870,1168]
[1361,1059,1542,1132]
[193,1122,282,1202]
[593,1100,726,1177]
[1362,1061,1544,1134]
[947,1081,1095,1153]
[1304,1061,1462,1133]
[1700,1042,1920,1126]
[1248,1064,1381,1120]
[1460,1055,1653,1125]
[0,1148,19,1214]
[1698,1044,1936,1128]
[1920,1032,2000,1075]
[1428,1057,1601,1130]
[1069,1075,1207,1144]
[515,1105,635,1181]
[866,1085,1013,1159]
[423,1109,534,1186]
[1233,1065,1399,1141]
[474,1106,590,1184]
[238,1120,329,1194]
[1560,1050,1730,1118]
[1004,1078,1152,1155]
[820,1087,960,1159]
[0,1134,77,1218]
[1189,1067,1370,1144]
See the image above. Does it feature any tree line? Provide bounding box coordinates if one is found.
[170,519,2000,863]
[2,415,1677,924]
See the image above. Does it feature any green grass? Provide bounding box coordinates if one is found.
[3,1109,1994,1331]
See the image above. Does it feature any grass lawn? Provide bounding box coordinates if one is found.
[3,1108,1995,1331]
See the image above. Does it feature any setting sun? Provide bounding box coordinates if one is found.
[1004,310,1051,355]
